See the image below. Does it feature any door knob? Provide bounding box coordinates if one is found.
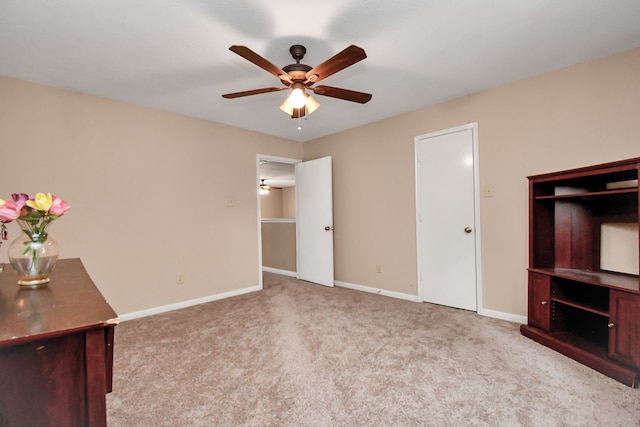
[464,227,472,233]
[324,226,334,231]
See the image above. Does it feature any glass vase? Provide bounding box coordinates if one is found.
[8,233,59,286]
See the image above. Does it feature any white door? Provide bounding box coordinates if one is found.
[415,124,480,311]
[296,156,334,287]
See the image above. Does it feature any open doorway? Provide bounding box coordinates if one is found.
[257,155,300,288]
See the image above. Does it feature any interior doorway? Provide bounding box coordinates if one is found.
[257,155,300,288]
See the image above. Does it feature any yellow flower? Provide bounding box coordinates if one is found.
[26,192,53,212]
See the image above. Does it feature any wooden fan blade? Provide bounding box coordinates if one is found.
[312,86,372,104]
[305,45,367,83]
[229,45,291,83]
[222,87,288,99]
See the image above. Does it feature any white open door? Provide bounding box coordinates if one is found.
[296,156,334,287]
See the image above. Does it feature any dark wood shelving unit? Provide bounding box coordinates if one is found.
[552,297,609,317]
[521,157,640,387]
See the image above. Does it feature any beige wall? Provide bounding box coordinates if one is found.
[304,48,640,316]
[282,187,296,218]
[0,75,302,315]
[260,186,297,272]
[260,189,284,218]
[261,222,296,271]
[260,187,296,219]
[2,48,638,318]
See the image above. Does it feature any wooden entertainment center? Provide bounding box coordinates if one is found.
[521,157,640,387]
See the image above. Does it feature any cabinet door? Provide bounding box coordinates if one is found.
[528,272,551,331]
[608,290,640,369]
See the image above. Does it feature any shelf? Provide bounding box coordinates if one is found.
[261,218,296,223]
[535,187,637,200]
[551,297,609,317]
[529,268,639,293]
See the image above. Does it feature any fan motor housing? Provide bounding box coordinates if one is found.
[289,44,306,61]
[282,64,312,86]
[281,44,313,85]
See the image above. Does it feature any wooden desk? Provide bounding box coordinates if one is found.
[0,258,118,427]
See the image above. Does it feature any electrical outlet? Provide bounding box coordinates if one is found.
[176,274,184,284]
[224,198,235,207]
[376,263,382,274]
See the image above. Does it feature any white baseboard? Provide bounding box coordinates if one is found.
[335,280,526,324]
[479,308,527,324]
[262,267,297,277]
[334,280,419,302]
[118,277,526,325]
[118,285,262,321]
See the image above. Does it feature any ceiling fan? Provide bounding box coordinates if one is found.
[222,44,372,118]
[259,179,281,195]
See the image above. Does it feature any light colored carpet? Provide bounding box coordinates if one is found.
[107,273,640,426]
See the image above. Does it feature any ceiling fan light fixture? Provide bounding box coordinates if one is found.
[288,82,307,109]
[280,93,320,117]
[305,94,320,114]
[223,44,370,119]
[259,179,270,195]
[279,98,294,115]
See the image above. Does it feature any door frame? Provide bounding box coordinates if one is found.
[414,123,483,312]
[256,154,301,289]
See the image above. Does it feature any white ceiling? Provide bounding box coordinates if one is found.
[1,1,639,143]
[260,159,295,189]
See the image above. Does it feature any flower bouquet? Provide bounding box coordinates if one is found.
[0,193,71,286]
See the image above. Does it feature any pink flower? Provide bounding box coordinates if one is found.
[0,198,21,222]
[12,193,29,206]
[49,196,71,216]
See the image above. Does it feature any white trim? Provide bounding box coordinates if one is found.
[256,154,301,290]
[261,218,296,223]
[118,285,262,321]
[479,308,527,324]
[336,280,525,323]
[117,280,526,323]
[262,266,297,277]
[471,123,483,314]
[334,280,419,302]
[414,123,483,312]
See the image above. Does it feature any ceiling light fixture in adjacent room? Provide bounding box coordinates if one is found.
[259,179,270,195]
